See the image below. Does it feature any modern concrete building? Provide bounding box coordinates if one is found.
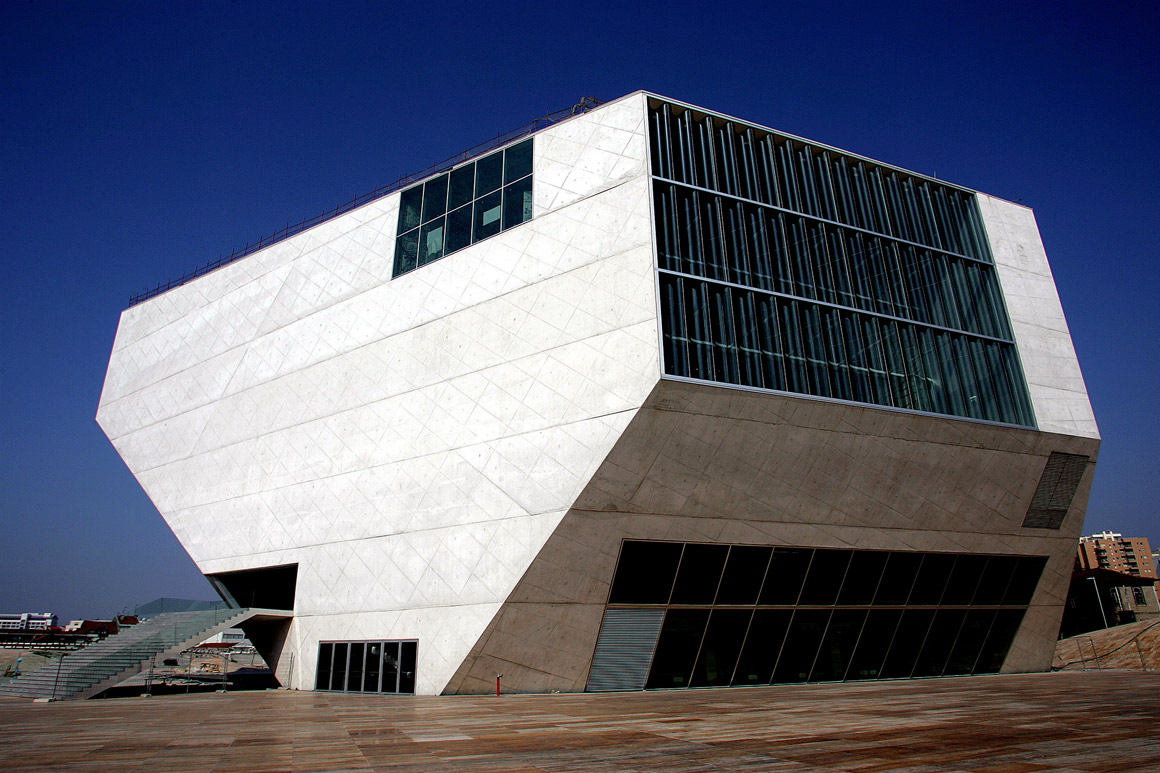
[97,92,1100,695]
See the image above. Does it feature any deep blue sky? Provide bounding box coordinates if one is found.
[2,1,1157,622]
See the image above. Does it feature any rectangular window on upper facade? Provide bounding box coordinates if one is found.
[393,139,533,278]
[648,98,1035,427]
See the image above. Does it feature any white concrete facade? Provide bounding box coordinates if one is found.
[98,92,1099,695]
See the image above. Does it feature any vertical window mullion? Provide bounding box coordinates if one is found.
[802,303,832,397]
[769,210,795,296]
[779,139,800,213]
[811,221,837,305]
[757,134,780,206]
[685,279,713,381]
[701,195,727,281]
[782,299,809,393]
[830,226,856,309]
[826,308,853,401]
[655,183,681,272]
[757,293,786,391]
[651,102,675,179]
[733,290,762,388]
[863,316,892,406]
[709,283,739,385]
[746,203,774,292]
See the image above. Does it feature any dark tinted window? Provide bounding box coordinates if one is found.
[811,609,867,681]
[364,642,382,692]
[909,553,955,605]
[348,642,366,691]
[879,609,934,679]
[449,165,475,209]
[398,187,423,233]
[671,544,728,604]
[382,642,399,691]
[942,555,986,605]
[646,610,709,689]
[419,218,445,266]
[394,139,535,277]
[445,205,473,254]
[475,152,504,197]
[315,640,415,694]
[772,609,830,683]
[504,139,533,183]
[690,609,751,687]
[973,556,1017,605]
[845,609,901,680]
[608,541,682,604]
[316,643,333,690]
[944,609,995,675]
[502,176,533,231]
[732,609,791,686]
[875,552,921,605]
[422,175,448,222]
[975,609,1024,673]
[838,551,888,605]
[798,549,851,606]
[912,609,965,677]
[473,190,503,241]
[1003,557,1047,605]
[716,546,772,605]
[759,548,812,605]
[399,641,417,694]
[331,643,348,690]
[601,540,1041,692]
[393,230,419,276]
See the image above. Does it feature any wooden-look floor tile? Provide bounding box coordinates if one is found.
[0,672,1157,771]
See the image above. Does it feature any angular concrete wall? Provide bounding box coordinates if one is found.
[446,380,1100,693]
[97,93,661,693]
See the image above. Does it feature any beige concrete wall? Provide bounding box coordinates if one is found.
[447,380,1100,693]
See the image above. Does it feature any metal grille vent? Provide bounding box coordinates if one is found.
[585,608,666,692]
[1023,452,1089,529]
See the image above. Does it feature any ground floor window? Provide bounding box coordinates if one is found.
[587,541,1046,691]
[316,640,416,694]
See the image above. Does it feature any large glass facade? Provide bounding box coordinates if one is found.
[394,139,533,277]
[593,540,1044,690]
[315,640,417,694]
[649,99,1034,426]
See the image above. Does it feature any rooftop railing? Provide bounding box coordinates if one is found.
[128,96,605,307]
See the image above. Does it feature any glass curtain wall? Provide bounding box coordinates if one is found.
[315,640,417,694]
[649,98,1034,426]
[598,540,1045,690]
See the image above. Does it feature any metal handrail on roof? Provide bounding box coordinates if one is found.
[128,96,605,307]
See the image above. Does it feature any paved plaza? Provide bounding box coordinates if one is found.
[0,671,1157,771]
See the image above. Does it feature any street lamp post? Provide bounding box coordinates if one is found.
[1087,576,1109,629]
